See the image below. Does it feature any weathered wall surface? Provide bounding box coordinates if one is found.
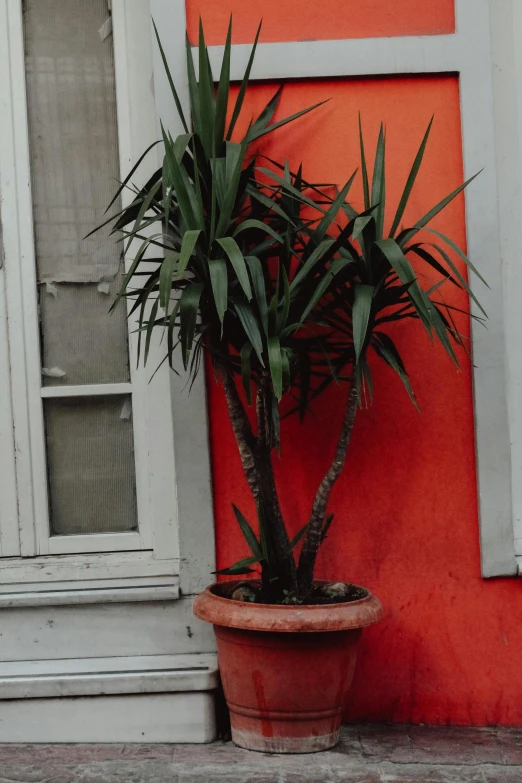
[187,0,522,725]
[186,1,455,44]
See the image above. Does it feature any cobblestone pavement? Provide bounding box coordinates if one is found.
[1,725,521,782]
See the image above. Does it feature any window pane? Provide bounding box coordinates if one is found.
[24,0,130,385]
[44,396,138,536]
[39,280,130,386]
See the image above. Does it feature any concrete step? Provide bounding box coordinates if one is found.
[0,653,218,743]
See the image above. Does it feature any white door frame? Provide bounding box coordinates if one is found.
[0,0,215,600]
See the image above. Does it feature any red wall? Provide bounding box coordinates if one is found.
[195,4,522,726]
[187,0,455,44]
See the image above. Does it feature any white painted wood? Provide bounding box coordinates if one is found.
[0,575,177,593]
[0,584,179,608]
[40,383,133,398]
[47,531,142,555]
[149,0,190,139]
[203,32,465,83]
[149,0,216,594]
[458,0,516,576]
[0,258,19,556]
[0,596,215,662]
[0,551,178,585]
[0,0,44,557]
[113,0,180,562]
[0,0,189,572]
[491,1,522,561]
[0,692,216,743]
[0,653,218,698]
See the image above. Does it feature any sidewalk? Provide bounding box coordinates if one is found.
[0,725,521,782]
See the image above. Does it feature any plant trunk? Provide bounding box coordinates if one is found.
[297,381,358,597]
[221,370,297,596]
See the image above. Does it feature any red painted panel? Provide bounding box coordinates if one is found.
[207,76,522,726]
[186,0,455,45]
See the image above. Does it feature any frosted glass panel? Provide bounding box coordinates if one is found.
[45,396,138,536]
[24,0,130,385]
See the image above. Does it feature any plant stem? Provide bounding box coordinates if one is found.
[221,369,259,498]
[297,380,358,596]
[221,370,297,594]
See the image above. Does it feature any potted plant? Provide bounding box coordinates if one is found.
[98,21,484,753]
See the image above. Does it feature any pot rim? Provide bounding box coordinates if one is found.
[193,579,384,633]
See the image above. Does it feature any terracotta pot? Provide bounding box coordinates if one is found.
[193,580,383,753]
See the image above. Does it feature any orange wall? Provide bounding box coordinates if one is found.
[206,73,522,726]
[186,0,455,44]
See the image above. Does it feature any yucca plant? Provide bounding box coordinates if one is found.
[95,21,485,603]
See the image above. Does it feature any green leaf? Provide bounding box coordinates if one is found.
[247,86,283,141]
[397,171,481,247]
[421,227,488,288]
[216,556,260,576]
[227,20,262,140]
[178,229,202,278]
[257,167,326,213]
[372,331,419,410]
[233,219,283,244]
[314,170,358,242]
[214,17,232,152]
[216,237,252,300]
[240,342,253,404]
[268,336,283,400]
[112,235,158,311]
[300,257,349,323]
[209,258,228,325]
[271,395,280,450]
[406,244,460,287]
[215,139,247,237]
[162,154,173,229]
[152,21,189,133]
[390,116,433,237]
[179,283,203,369]
[173,133,193,163]
[290,239,335,292]
[197,19,215,157]
[185,32,202,139]
[159,251,180,309]
[371,123,386,239]
[210,157,227,208]
[359,113,370,211]
[246,183,293,223]
[374,238,431,329]
[289,522,309,549]
[234,302,264,365]
[104,140,161,214]
[232,504,263,560]
[246,255,268,334]
[355,355,373,405]
[353,284,375,363]
[279,267,290,332]
[429,242,486,316]
[248,99,328,143]
[352,215,374,260]
[225,140,242,186]
[144,297,160,364]
[268,263,280,336]
[123,179,162,256]
[161,124,197,229]
[281,346,291,389]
